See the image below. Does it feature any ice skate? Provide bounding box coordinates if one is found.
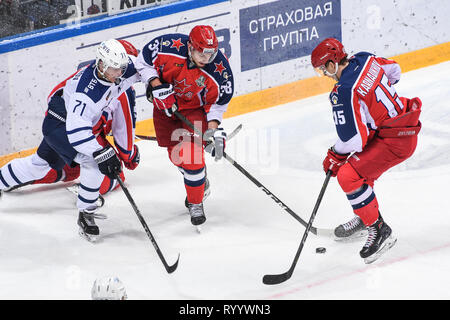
[77,208,107,242]
[360,216,397,264]
[334,215,367,241]
[188,203,206,232]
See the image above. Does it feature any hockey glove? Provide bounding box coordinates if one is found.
[204,128,227,161]
[323,147,349,177]
[123,145,140,170]
[146,83,178,117]
[93,146,122,179]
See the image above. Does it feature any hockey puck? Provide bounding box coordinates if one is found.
[316,247,326,254]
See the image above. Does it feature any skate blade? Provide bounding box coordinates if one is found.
[363,235,397,264]
[334,230,368,242]
[195,226,202,234]
[78,228,99,243]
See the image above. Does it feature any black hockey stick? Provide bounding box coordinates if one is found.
[136,123,243,143]
[114,173,179,274]
[136,135,157,141]
[173,111,314,233]
[262,170,332,285]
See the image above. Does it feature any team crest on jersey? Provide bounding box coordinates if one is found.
[195,76,206,87]
[330,84,340,104]
[214,61,226,76]
[174,78,191,93]
[170,38,185,51]
[162,40,171,46]
[331,94,339,105]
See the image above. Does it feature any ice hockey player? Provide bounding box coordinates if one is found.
[311,38,422,263]
[2,86,139,204]
[135,25,234,226]
[0,39,142,241]
[2,40,140,202]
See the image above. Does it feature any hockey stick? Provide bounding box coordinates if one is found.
[262,170,332,285]
[135,135,157,141]
[136,123,243,143]
[173,111,315,233]
[114,173,179,274]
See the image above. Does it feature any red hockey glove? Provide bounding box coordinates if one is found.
[123,145,140,170]
[147,83,178,117]
[323,147,349,177]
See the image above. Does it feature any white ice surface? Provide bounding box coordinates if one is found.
[1,61,449,300]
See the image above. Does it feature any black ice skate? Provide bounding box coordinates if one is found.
[360,216,397,264]
[77,208,107,242]
[334,215,367,241]
[185,177,210,208]
[188,203,206,227]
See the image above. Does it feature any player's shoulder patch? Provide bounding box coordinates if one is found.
[123,57,138,78]
[160,33,189,57]
[203,50,233,83]
[75,65,110,103]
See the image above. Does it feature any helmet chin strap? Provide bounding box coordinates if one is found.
[325,62,339,81]
[187,46,202,68]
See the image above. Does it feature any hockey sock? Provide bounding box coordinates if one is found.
[0,154,50,189]
[183,167,206,204]
[348,184,380,226]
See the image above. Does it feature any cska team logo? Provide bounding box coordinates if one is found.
[214,61,226,76]
[170,38,185,51]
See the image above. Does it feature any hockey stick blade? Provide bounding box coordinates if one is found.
[262,271,293,285]
[166,253,180,273]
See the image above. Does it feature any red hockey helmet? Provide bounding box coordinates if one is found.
[311,38,347,68]
[188,25,218,64]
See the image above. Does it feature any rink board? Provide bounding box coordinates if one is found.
[1,0,450,162]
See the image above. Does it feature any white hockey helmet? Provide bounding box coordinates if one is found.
[91,276,127,300]
[95,39,129,79]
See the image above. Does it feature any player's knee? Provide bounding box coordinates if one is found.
[31,153,51,167]
[168,142,204,169]
[337,163,364,193]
